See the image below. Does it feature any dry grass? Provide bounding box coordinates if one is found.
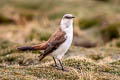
[0,47,120,80]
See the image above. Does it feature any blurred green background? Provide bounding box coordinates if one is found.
[0,0,120,49]
[1,0,120,62]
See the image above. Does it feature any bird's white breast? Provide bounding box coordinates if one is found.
[50,30,73,60]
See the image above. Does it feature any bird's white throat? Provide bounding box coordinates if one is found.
[60,18,73,33]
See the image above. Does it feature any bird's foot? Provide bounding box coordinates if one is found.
[61,68,69,72]
[51,64,59,68]
[56,67,69,72]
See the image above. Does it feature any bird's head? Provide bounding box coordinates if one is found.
[60,14,75,31]
[63,14,75,20]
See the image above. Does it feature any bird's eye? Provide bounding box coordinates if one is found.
[64,16,71,19]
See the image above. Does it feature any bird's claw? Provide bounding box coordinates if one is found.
[56,67,69,72]
[51,64,59,68]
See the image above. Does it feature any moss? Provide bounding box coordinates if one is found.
[31,50,41,54]
[93,64,120,76]
[64,58,120,76]
[48,12,65,20]
[0,66,79,80]
[101,25,119,42]
[4,56,16,62]
[22,67,79,80]
[0,58,2,63]
[0,56,120,79]
[78,17,101,29]
[116,40,120,48]
[14,1,40,10]
[64,58,95,71]
[38,32,51,41]
[103,67,120,76]
[4,55,24,64]
[28,29,35,41]
[89,54,104,61]
[0,49,17,56]
[20,13,34,21]
[0,40,14,49]
[111,60,120,65]
[102,66,114,72]
[28,29,51,41]
[0,15,14,24]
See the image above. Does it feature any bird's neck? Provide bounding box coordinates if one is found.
[60,19,73,33]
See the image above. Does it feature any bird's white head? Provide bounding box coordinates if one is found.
[60,14,75,32]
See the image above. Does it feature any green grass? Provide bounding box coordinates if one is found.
[101,25,119,42]
[0,15,14,24]
[48,12,65,20]
[0,40,14,49]
[0,47,120,79]
[116,40,120,47]
[27,29,51,41]
[78,17,101,29]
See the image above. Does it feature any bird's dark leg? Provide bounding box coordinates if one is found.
[58,59,69,71]
[58,59,65,71]
[52,57,58,67]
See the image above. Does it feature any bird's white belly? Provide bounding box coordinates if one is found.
[50,34,73,60]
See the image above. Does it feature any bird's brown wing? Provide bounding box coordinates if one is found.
[39,28,66,61]
[32,42,48,50]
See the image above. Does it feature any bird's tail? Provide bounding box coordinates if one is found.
[17,42,48,51]
[17,46,35,51]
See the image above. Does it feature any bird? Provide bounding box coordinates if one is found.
[17,14,75,71]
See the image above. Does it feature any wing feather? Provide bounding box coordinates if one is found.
[39,28,66,61]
